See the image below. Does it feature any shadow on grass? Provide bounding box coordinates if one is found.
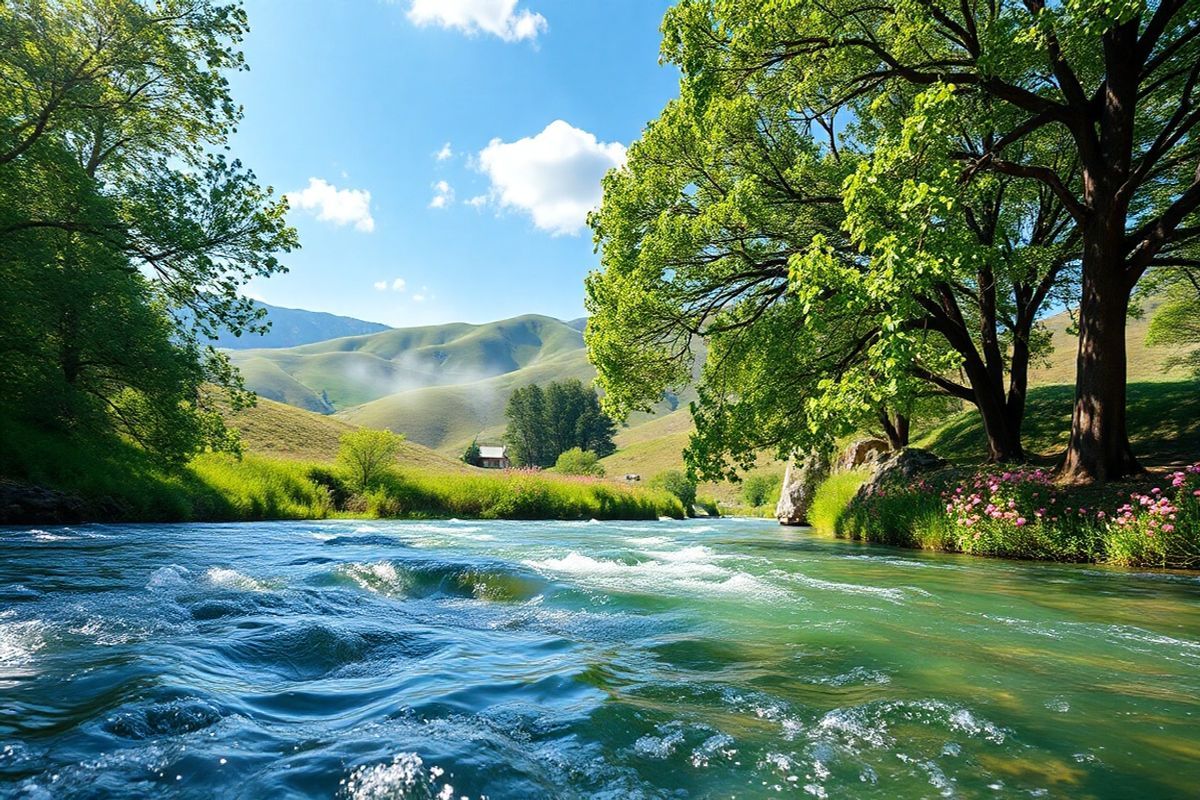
[920,381,1200,468]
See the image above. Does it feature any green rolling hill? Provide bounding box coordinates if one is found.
[230,313,696,455]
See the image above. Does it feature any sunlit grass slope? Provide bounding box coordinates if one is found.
[223,396,473,472]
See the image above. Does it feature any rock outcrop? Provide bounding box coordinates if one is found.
[0,481,86,525]
[837,438,890,472]
[852,448,947,504]
[776,449,831,526]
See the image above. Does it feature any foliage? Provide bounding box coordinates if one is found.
[504,380,616,467]
[461,439,482,467]
[740,473,781,508]
[1145,270,1200,377]
[554,447,605,477]
[808,471,869,535]
[835,464,1200,569]
[649,469,697,515]
[0,0,295,468]
[337,429,404,492]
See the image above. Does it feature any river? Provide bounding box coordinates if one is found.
[1,518,1197,798]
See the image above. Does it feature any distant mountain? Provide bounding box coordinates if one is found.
[212,301,390,349]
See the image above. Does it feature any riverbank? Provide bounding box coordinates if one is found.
[0,426,685,524]
[809,463,1200,570]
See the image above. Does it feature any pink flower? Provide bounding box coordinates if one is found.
[1015,517,1027,527]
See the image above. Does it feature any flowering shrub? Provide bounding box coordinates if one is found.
[1105,466,1200,568]
[835,463,1200,568]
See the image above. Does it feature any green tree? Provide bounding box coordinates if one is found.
[461,439,482,467]
[650,470,697,516]
[586,56,1066,478]
[554,448,606,477]
[657,0,1200,483]
[505,384,549,467]
[1145,268,1200,376]
[337,429,404,492]
[0,0,296,465]
[504,380,617,467]
[741,474,781,508]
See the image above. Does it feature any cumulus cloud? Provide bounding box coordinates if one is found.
[429,180,455,209]
[406,0,546,42]
[466,194,488,208]
[435,142,453,161]
[374,278,407,292]
[286,178,375,232]
[476,120,626,235]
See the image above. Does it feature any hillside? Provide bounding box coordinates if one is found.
[222,396,473,472]
[231,313,696,453]
[212,300,390,349]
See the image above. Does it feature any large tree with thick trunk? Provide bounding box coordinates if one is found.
[660,0,1200,482]
[585,75,1072,479]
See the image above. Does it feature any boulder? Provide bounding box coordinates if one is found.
[776,449,831,526]
[837,438,890,472]
[852,448,947,504]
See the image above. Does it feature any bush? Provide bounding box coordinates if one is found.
[837,464,1200,568]
[741,473,782,507]
[650,470,697,515]
[337,428,404,492]
[554,447,605,477]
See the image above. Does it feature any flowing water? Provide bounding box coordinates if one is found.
[1,518,1198,799]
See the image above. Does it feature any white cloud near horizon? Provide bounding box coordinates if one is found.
[286,178,375,232]
[407,0,546,43]
[476,120,626,235]
[374,277,407,292]
[429,179,455,209]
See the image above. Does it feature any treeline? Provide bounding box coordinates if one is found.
[0,1,292,478]
[586,2,1200,485]
[503,379,617,468]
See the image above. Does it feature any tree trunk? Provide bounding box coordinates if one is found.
[879,410,909,450]
[958,353,1024,463]
[1060,240,1140,483]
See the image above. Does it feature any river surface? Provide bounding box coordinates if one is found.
[1,518,1198,799]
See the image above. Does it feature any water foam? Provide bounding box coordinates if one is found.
[203,568,272,592]
[525,549,787,600]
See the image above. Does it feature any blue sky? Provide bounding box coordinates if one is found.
[231,0,678,327]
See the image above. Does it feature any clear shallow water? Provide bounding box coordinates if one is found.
[1,518,1198,799]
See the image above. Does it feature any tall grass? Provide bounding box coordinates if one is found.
[373,469,685,520]
[808,470,869,534]
[1,421,684,523]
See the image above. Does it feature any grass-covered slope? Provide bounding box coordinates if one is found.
[919,381,1200,467]
[229,314,588,413]
[223,396,474,472]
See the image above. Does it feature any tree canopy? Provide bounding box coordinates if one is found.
[504,380,617,468]
[588,0,1200,483]
[0,0,295,464]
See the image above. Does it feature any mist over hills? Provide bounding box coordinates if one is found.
[227,313,692,451]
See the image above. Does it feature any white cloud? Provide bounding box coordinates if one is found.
[374,278,407,292]
[412,293,427,303]
[466,194,488,208]
[429,180,455,209]
[406,0,546,43]
[476,120,626,235]
[435,142,454,161]
[286,178,375,232]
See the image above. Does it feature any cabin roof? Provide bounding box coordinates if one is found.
[479,445,507,459]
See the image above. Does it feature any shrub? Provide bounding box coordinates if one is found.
[337,428,404,492]
[554,447,605,477]
[650,470,697,515]
[741,473,782,507]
